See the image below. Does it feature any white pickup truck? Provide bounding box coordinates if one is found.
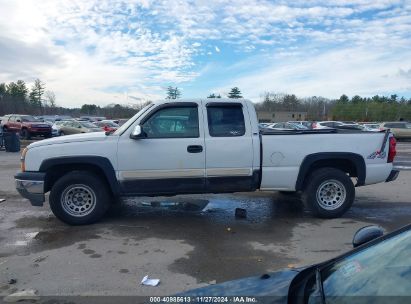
[15,99,399,225]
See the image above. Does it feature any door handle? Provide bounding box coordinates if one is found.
[187,145,203,153]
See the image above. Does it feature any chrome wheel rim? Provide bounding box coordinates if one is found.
[316,179,346,210]
[61,184,96,217]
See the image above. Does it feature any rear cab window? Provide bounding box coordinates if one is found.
[206,103,245,137]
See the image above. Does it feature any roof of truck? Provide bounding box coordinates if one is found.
[157,98,250,104]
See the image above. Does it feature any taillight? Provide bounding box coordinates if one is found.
[387,137,396,163]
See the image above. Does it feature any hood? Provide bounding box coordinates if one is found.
[28,131,108,149]
[179,269,303,302]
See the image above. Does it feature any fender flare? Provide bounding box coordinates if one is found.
[295,152,366,191]
[39,156,120,195]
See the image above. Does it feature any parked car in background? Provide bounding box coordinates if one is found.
[95,120,119,132]
[313,121,362,130]
[180,224,411,301]
[287,121,313,129]
[380,122,411,140]
[359,124,381,132]
[51,120,74,137]
[79,116,106,122]
[58,120,101,136]
[312,121,344,129]
[258,123,271,129]
[2,114,52,139]
[270,122,308,130]
[361,123,381,130]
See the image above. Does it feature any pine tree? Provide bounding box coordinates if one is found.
[207,93,222,98]
[166,86,181,99]
[29,79,45,112]
[228,87,242,99]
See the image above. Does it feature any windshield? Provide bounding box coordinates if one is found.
[21,116,39,122]
[113,103,154,135]
[320,229,411,298]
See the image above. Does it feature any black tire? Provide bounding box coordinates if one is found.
[279,191,297,195]
[302,167,355,218]
[45,133,52,138]
[49,171,111,225]
[21,128,31,140]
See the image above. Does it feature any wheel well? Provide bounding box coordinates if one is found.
[44,163,113,196]
[299,158,360,190]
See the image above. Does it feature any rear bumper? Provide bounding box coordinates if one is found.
[385,169,400,182]
[15,172,46,206]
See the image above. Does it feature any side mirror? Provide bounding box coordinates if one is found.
[352,225,384,248]
[130,125,145,139]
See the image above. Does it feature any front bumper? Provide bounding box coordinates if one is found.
[385,169,400,182]
[15,172,46,206]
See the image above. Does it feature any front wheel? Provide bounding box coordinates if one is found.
[49,171,111,225]
[303,168,355,218]
[21,129,31,140]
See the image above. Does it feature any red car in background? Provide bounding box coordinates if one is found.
[1,114,52,139]
[95,120,119,133]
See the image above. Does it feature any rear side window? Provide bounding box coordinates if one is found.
[207,104,245,137]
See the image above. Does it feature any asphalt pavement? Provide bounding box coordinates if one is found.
[0,143,410,299]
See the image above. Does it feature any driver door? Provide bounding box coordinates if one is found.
[117,102,206,195]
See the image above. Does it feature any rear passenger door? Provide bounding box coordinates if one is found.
[204,101,256,192]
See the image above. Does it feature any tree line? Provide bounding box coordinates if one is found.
[1,80,410,121]
[0,79,148,119]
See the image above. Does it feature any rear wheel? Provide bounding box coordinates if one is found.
[59,131,65,136]
[303,167,354,218]
[49,171,111,225]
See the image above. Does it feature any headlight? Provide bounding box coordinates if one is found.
[21,147,28,172]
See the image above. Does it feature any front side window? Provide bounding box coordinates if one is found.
[207,105,245,137]
[320,229,411,299]
[142,106,199,138]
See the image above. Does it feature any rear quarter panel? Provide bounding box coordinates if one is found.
[260,132,393,191]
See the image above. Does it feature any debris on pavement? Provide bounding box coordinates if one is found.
[235,208,247,219]
[141,275,160,287]
[3,289,39,303]
[33,255,48,263]
[8,279,17,285]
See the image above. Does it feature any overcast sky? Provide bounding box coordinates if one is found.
[0,0,411,107]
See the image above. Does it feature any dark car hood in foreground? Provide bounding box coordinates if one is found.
[179,268,305,303]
